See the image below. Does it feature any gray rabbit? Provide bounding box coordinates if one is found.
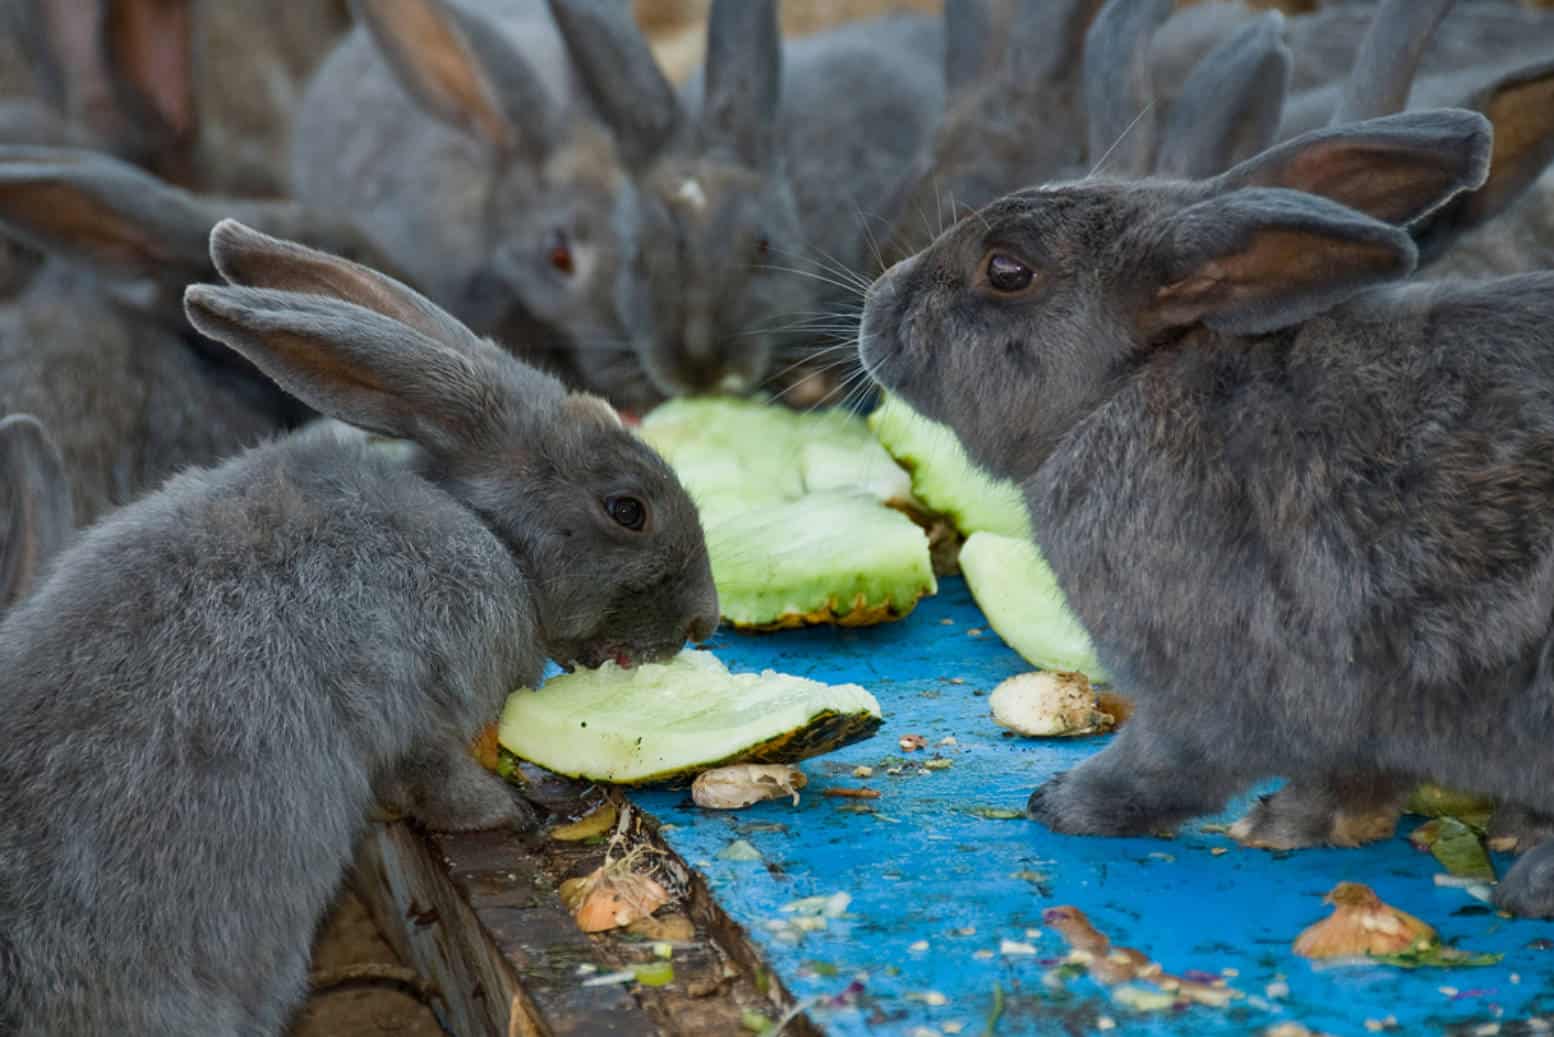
[548,0,945,407]
[0,145,403,525]
[291,0,670,413]
[859,106,1554,918]
[0,413,71,612]
[0,218,719,1036]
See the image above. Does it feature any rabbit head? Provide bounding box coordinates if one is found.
[294,0,670,413]
[185,219,720,669]
[551,0,805,399]
[0,413,72,612]
[859,109,1492,484]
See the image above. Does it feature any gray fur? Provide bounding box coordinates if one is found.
[0,145,404,526]
[589,3,944,406]
[291,0,664,412]
[0,413,72,611]
[0,218,717,1035]
[1083,0,1174,179]
[857,109,1554,918]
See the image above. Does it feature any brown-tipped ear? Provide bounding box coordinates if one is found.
[1214,108,1491,228]
[207,219,487,360]
[351,0,555,156]
[1146,188,1417,336]
[0,414,74,611]
[18,0,196,184]
[0,145,213,276]
[1413,59,1554,265]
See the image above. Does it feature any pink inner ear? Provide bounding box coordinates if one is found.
[113,0,196,138]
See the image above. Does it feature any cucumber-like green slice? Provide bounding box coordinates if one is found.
[867,393,1030,539]
[707,491,937,630]
[959,532,1108,682]
[638,397,933,628]
[498,650,884,784]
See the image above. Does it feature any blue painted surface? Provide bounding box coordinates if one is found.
[629,577,1554,1037]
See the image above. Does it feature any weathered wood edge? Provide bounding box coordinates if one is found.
[351,795,823,1037]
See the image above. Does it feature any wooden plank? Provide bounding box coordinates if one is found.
[353,785,819,1037]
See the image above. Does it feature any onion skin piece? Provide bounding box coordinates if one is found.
[1292,882,1436,959]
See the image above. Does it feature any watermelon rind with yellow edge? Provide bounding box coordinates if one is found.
[637,397,933,629]
[959,532,1109,683]
[867,393,1031,539]
[497,650,884,784]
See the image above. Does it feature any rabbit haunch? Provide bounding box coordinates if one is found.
[858,107,1554,918]
[0,217,717,1036]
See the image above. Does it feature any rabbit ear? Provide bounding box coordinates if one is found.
[1411,59,1554,265]
[206,218,486,359]
[1154,12,1290,180]
[1144,187,1418,336]
[1330,0,1456,127]
[0,145,215,276]
[699,0,779,167]
[0,414,73,611]
[184,280,562,455]
[351,0,559,157]
[1214,109,1492,228]
[944,0,995,94]
[13,0,196,182]
[1083,0,1174,177]
[546,0,681,169]
[1009,0,1108,86]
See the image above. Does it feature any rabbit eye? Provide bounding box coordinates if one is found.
[604,494,647,531]
[547,231,575,276]
[982,252,1036,296]
[755,236,771,260]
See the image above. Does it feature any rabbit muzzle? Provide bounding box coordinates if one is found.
[857,254,920,393]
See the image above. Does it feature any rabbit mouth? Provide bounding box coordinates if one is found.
[558,639,683,672]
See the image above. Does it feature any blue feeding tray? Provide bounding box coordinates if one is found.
[630,577,1554,1037]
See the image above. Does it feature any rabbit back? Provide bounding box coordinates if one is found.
[0,428,537,1036]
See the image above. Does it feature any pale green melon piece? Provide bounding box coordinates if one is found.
[959,532,1108,682]
[637,397,933,628]
[867,394,1031,539]
[498,650,884,784]
[705,490,937,629]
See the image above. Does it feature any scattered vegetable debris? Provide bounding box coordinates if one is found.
[692,764,807,810]
[549,799,619,842]
[989,670,1115,738]
[899,734,928,751]
[1293,883,1435,960]
[823,787,881,800]
[1043,906,1240,1009]
[560,854,673,934]
[1410,817,1496,881]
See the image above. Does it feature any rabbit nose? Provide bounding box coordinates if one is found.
[685,605,719,644]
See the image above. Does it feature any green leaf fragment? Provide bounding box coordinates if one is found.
[964,806,1026,820]
[1405,784,1496,827]
[1411,817,1496,880]
[1370,945,1504,969]
[741,1009,775,1033]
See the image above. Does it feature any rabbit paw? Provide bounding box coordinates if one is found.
[1230,776,1404,850]
[1493,840,1554,919]
[1487,803,1554,855]
[413,764,541,834]
[1026,771,1176,837]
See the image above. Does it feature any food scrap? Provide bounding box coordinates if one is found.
[1043,905,1238,1008]
[822,787,881,800]
[691,764,807,809]
[1409,817,1496,881]
[989,670,1116,738]
[899,734,928,751]
[560,858,672,934]
[1291,882,1501,969]
[549,799,619,842]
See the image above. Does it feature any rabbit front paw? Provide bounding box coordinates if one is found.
[1026,771,1178,837]
[388,740,542,833]
[1494,839,1554,919]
